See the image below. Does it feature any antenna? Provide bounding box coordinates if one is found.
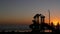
[48,9,50,24]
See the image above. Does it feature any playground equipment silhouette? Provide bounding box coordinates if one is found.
[29,14,60,32]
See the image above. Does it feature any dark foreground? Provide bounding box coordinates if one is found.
[0,32,59,34]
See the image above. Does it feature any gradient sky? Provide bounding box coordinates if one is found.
[0,0,60,25]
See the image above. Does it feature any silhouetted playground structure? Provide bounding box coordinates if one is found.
[29,14,60,32]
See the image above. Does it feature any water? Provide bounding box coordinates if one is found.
[0,30,32,32]
[0,25,52,32]
[0,30,52,32]
[0,25,32,32]
[0,25,31,30]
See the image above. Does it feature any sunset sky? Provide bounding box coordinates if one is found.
[0,0,60,25]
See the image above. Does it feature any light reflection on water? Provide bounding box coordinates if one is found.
[44,30,52,32]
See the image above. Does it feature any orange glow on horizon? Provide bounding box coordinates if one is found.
[52,18,59,26]
[53,21,58,26]
[0,16,60,25]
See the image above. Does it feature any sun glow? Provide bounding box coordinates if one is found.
[52,19,58,26]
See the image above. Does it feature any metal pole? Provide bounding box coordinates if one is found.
[48,10,50,25]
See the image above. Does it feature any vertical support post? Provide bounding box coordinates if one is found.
[41,15,45,23]
[48,10,50,25]
[41,17,43,23]
[42,16,45,23]
[37,16,39,24]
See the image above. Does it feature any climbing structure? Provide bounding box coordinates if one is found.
[29,14,56,32]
